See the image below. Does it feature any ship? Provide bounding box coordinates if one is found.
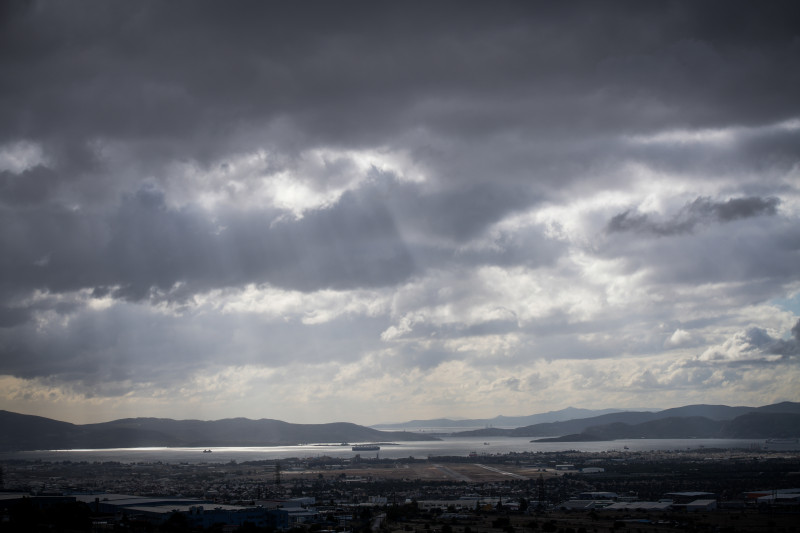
[352,444,380,451]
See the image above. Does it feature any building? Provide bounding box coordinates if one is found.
[662,492,716,504]
[604,501,673,512]
[72,493,283,529]
[557,499,614,510]
[578,491,618,500]
[686,500,717,512]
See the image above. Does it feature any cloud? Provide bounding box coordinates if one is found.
[1,1,800,423]
[666,328,694,348]
[0,182,415,306]
[599,198,800,294]
[607,196,779,236]
[770,319,800,356]
[0,165,61,205]
[697,319,800,364]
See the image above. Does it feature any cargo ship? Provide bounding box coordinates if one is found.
[352,444,380,451]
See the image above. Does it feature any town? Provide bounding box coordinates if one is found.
[2,447,799,532]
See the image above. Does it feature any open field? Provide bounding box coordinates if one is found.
[281,462,559,483]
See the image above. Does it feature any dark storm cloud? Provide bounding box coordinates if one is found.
[371,176,542,244]
[1,0,797,238]
[0,167,561,320]
[0,184,414,309]
[607,196,780,236]
[407,184,530,242]
[710,196,781,221]
[0,166,60,205]
[2,1,799,171]
[602,212,800,294]
[0,306,30,328]
[1,0,800,416]
[0,302,390,387]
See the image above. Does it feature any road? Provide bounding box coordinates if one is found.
[474,463,528,479]
[431,464,473,481]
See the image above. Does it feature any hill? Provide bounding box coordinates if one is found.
[4,401,798,450]
[455,402,800,438]
[722,412,800,438]
[0,410,77,451]
[371,407,640,430]
[455,410,663,437]
[532,410,800,442]
[0,411,438,451]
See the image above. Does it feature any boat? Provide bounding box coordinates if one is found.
[352,445,380,451]
[202,449,212,453]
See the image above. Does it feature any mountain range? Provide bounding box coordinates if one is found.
[370,406,648,430]
[0,411,437,452]
[2,402,799,451]
[451,402,800,440]
[533,412,800,442]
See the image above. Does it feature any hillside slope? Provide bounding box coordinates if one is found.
[0,411,438,451]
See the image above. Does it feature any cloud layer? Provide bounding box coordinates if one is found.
[1,1,799,424]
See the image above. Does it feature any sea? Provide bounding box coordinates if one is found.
[2,434,794,464]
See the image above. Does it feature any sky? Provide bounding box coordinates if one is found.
[1,1,799,426]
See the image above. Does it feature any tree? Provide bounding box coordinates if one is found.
[44,502,91,531]
[519,498,529,512]
[160,511,191,533]
[541,521,557,533]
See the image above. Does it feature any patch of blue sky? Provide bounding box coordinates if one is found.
[770,294,800,338]
[771,293,800,315]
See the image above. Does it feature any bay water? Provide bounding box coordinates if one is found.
[1,435,786,464]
